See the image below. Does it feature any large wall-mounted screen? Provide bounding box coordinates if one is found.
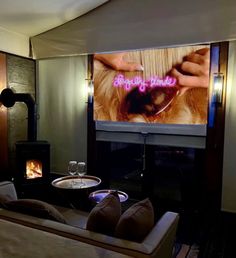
[93,44,210,136]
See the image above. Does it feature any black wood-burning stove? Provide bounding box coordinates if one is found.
[0,88,51,187]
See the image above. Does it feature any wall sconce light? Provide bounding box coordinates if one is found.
[86,79,94,104]
[213,73,224,104]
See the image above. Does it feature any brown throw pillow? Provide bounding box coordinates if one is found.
[86,192,121,235]
[5,199,66,224]
[114,198,154,242]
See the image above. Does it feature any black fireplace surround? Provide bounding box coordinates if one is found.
[0,88,50,185]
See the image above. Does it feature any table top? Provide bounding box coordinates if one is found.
[51,175,101,190]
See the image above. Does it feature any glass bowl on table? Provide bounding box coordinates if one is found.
[89,189,129,204]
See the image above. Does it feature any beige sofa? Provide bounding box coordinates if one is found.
[0,181,179,258]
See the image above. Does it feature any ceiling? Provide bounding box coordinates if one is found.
[31,0,236,59]
[0,0,108,37]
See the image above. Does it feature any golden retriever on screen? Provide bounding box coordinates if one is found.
[93,45,209,125]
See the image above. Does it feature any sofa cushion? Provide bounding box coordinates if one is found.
[0,181,18,201]
[0,194,14,208]
[4,199,66,224]
[114,198,154,242]
[86,192,121,235]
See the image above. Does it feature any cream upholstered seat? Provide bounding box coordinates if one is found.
[0,181,179,258]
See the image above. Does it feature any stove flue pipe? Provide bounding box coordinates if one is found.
[0,88,37,141]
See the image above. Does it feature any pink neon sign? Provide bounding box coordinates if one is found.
[113,74,177,92]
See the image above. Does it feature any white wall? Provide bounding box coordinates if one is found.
[222,41,236,212]
[37,56,88,174]
[0,26,30,57]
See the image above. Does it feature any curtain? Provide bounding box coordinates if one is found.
[37,56,88,174]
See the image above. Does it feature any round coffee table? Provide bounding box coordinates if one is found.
[51,175,101,190]
[51,175,102,210]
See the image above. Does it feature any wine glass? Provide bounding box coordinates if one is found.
[68,161,78,187]
[77,162,86,187]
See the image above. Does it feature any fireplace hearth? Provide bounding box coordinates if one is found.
[15,141,50,186]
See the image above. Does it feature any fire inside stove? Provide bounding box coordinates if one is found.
[26,160,42,179]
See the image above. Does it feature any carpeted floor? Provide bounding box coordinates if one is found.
[173,243,199,258]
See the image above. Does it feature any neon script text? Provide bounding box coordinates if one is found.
[113,74,177,92]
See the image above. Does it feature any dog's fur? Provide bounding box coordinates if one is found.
[94,46,209,124]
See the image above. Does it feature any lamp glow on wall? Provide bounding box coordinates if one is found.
[213,73,224,105]
[86,79,94,103]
